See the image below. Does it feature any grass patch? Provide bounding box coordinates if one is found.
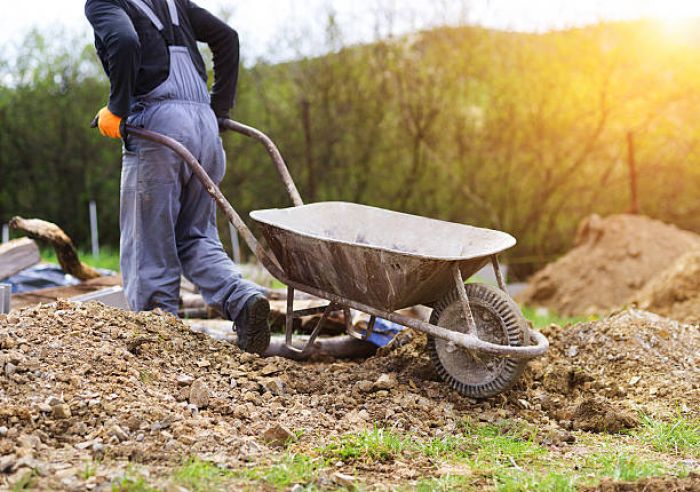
[172,458,233,492]
[520,305,593,328]
[110,467,157,492]
[595,453,665,482]
[319,426,414,462]
[638,411,700,456]
[235,453,324,490]
[41,246,121,272]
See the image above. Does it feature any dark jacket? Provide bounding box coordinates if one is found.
[85,0,239,118]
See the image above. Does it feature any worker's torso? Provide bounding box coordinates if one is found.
[96,0,208,104]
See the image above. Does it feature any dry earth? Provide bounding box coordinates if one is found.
[0,302,698,490]
[632,248,700,326]
[517,214,700,316]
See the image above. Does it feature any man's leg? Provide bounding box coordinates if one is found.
[174,109,269,351]
[120,136,183,314]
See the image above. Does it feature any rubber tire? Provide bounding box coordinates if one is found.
[427,283,530,399]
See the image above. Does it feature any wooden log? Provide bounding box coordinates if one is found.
[0,237,41,281]
[9,217,102,281]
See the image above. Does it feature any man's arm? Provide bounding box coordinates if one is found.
[186,1,240,119]
[85,0,141,118]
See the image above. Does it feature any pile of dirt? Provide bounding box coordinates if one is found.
[0,301,698,490]
[517,214,700,316]
[631,248,700,326]
[526,309,700,413]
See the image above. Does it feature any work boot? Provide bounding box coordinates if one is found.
[234,294,271,355]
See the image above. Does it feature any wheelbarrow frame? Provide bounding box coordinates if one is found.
[124,120,548,360]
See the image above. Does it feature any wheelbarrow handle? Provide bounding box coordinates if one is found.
[121,124,286,280]
[220,119,304,208]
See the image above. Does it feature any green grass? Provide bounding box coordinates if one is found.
[41,246,121,272]
[595,453,665,482]
[638,411,700,456]
[234,453,324,490]
[520,305,593,329]
[172,458,233,492]
[110,467,158,492]
[319,426,415,462]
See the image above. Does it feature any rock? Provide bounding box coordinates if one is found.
[107,425,128,442]
[262,377,286,396]
[356,381,373,393]
[332,472,356,488]
[45,396,62,407]
[37,403,52,413]
[176,374,194,387]
[262,424,295,447]
[189,378,210,408]
[5,363,16,377]
[374,373,397,391]
[0,426,7,438]
[53,404,71,419]
[0,454,16,473]
[260,363,280,376]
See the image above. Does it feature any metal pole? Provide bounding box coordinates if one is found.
[1,225,8,243]
[89,201,99,258]
[0,284,10,314]
[228,222,241,264]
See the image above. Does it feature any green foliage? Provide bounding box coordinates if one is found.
[40,246,121,272]
[235,453,324,490]
[319,426,414,462]
[172,458,233,492]
[594,453,665,482]
[520,305,594,328]
[639,411,700,456]
[3,18,700,275]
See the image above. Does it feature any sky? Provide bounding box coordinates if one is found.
[1,0,700,62]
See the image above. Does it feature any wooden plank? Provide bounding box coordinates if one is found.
[0,238,40,281]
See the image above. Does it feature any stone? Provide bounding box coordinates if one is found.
[332,472,356,487]
[189,378,210,408]
[45,396,62,407]
[262,377,286,396]
[53,404,71,419]
[0,426,7,437]
[176,374,194,387]
[374,373,397,390]
[260,363,280,376]
[0,454,16,473]
[107,425,128,442]
[356,380,373,393]
[262,424,295,447]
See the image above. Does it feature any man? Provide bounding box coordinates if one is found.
[86,0,271,354]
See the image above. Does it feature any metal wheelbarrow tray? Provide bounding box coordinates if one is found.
[124,120,549,399]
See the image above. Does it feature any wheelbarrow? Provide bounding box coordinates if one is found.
[121,119,549,399]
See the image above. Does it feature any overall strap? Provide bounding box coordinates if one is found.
[126,0,165,31]
[125,0,181,44]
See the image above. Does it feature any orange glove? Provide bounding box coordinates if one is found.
[95,106,123,139]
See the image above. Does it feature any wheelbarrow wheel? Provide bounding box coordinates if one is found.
[427,283,530,399]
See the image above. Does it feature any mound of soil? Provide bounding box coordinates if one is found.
[533,309,700,412]
[517,214,700,316]
[0,301,698,490]
[632,248,700,325]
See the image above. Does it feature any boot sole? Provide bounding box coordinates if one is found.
[244,296,271,355]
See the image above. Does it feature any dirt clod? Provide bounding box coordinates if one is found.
[517,214,700,315]
[558,396,638,433]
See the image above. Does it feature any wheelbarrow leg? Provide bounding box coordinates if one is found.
[284,286,339,355]
[491,254,507,292]
[453,263,477,336]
